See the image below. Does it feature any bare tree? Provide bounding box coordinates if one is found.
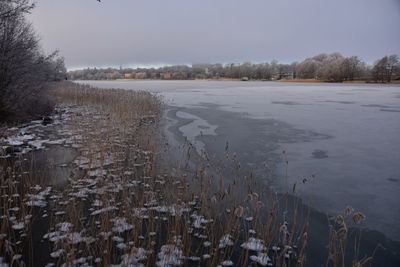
[386,55,399,82]
[341,56,365,81]
[317,53,346,82]
[372,55,399,83]
[0,0,65,122]
[0,0,34,20]
[295,59,319,79]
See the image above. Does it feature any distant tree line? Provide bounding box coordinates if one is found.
[295,53,399,83]
[69,53,400,83]
[0,0,66,123]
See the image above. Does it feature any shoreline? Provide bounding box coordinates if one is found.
[73,78,400,85]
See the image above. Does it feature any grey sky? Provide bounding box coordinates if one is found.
[29,0,400,69]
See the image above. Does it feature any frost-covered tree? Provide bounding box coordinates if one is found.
[295,53,366,82]
[372,55,399,83]
[0,0,34,20]
[0,0,66,121]
[341,56,365,81]
[295,59,320,79]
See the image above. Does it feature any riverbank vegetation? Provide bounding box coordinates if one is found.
[0,0,66,123]
[68,53,399,83]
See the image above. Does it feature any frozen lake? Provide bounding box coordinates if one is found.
[79,80,400,240]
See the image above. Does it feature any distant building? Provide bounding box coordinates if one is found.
[162,73,172,80]
[124,73,133,79]
[135,72,147,79]
[278,72,294,80]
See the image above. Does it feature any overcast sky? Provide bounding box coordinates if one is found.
[29,0,400,69]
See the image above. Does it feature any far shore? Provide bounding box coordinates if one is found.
[75,78,400,85]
